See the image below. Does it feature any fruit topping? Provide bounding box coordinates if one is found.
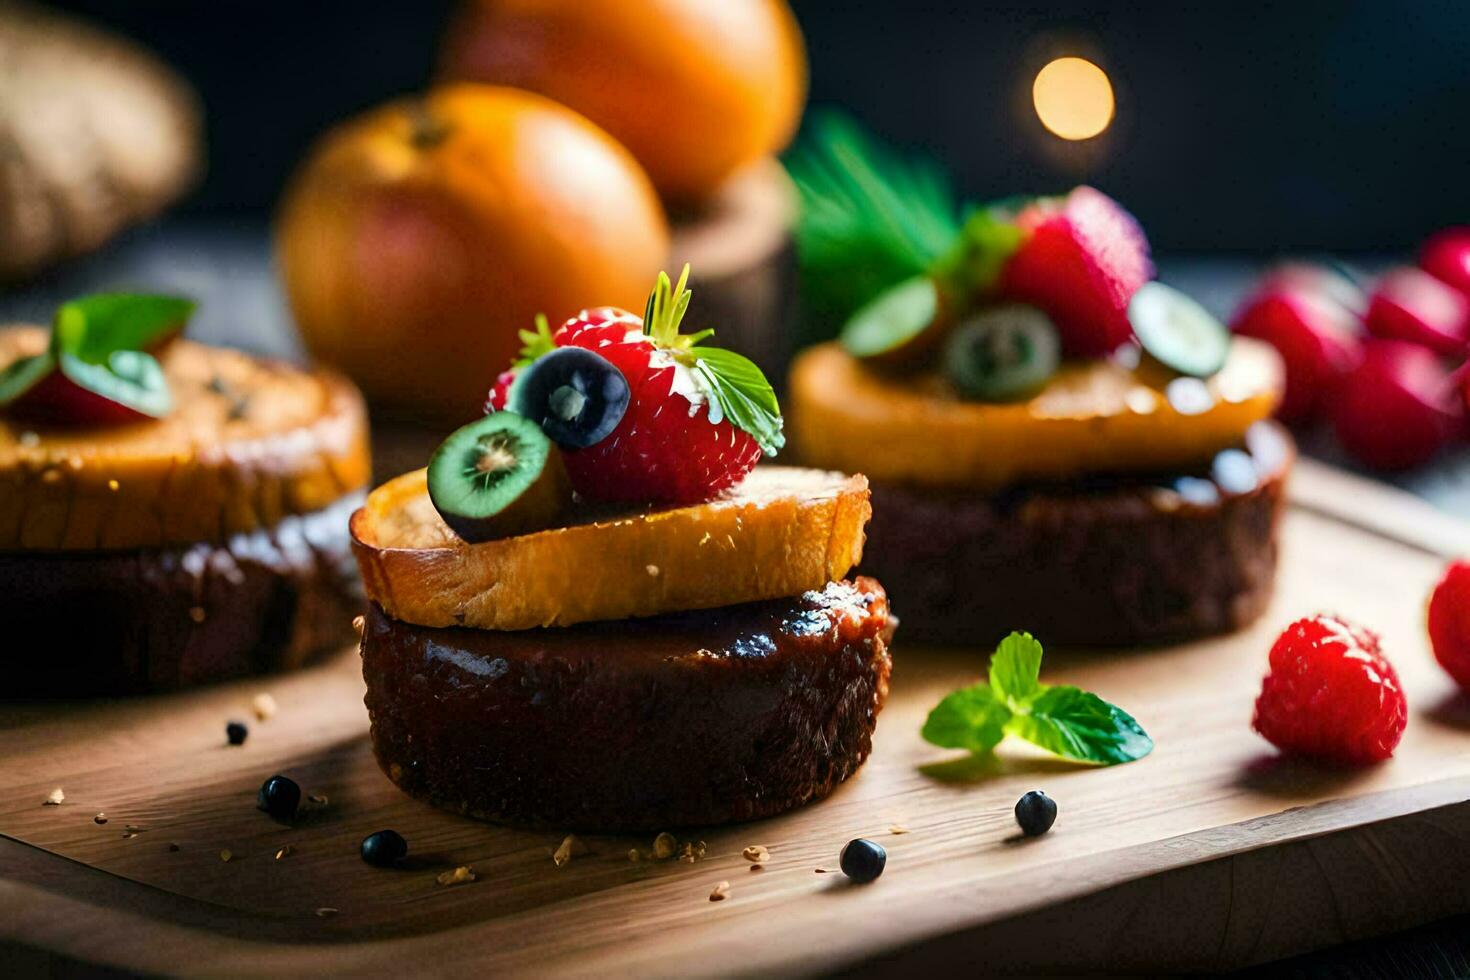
[360,829,409,867]
[256,774,302,821]
[942,305,1059,401]
[0,293,194,426]
[351,466,870,631]
[1014,790,1057,837]
[1252,614,1407,765]
[1429,559,1470,691]
[506,346,630,449]
[997,186,1153,358]
[1364,266,1470,356]
[1331,339,1462,471]
[1419,227,1470,298]
[533,266,783,506]
[427,412,570,543]
[840,275,950,366]
[1128,281,1231,379]
[839,839,886,883]
[1230,279,1363,422]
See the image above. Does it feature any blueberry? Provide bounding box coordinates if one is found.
[839,838,886,883]
[360,829,408,867]
[508,347,630,449]
[225,720,248,746]
[256,774,301,821]
[1015,790,1058,836]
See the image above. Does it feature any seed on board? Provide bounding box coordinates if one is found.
[839,839,887,884]
[94,813,108,825]
[1014,790,1058,837]
[256,774,301,821]
[219,849,233,863]
[889,824,910,835]
[361,830,408,868]
[275,845,294,860]
[709,881,730,902]
[315,907,338,918]
[44,788,64,806]
[553,834,584,867]
[352,614,366,633]
[251,693,278,722]
[226,720,249,746]
[437,865,476,886]
[628,848,641,863]
[652,832,677,860]
[168,842,181,852]
[742,845,769,865]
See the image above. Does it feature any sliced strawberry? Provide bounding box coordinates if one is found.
[997,186,1153,358]
[1364,266,1470,356]
[1332,339,1462,471]
[1419,227,1470,297]
[1230,283,1363,422]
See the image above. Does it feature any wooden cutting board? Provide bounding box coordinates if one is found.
[2,459,1469,976]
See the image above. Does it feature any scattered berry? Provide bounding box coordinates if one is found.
[1364,266,1470,356]
[508,347,630,449]
[1229,282,1363,422]
[1419,227,1470,298]
[225,721,248,746]
[1014,790,1058,837]
[997,186,1153,358]
[839,838,887,883]
[1332,340,1462,471]
[1259,262,1367,317]
[360,829,408,867]
[1252,615,1407,765]
[1429,560,1470,691]
[255,774,301,821]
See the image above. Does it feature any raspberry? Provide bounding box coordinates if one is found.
[997,186,1153,358]
[1419,227,1470,298]
[1252,615,1407,765]
[1364,266,1470,356]
[1429,560,1470,690]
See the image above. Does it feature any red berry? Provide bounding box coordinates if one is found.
[1429,559,1470,691]
[484,368,518,413]
[560,326,761,505]
[1420,227,1470,297]
[1230,284,1362,422]
[1364,266,1470,356]
[1332,339,1462,471]
[1252,614,1407,765]
[997,186,1153,358]
[1259,262,1368,318]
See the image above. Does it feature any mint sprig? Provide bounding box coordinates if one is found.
[922,633,1153,766]
[643,265,785,457]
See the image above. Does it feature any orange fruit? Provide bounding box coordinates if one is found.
[275,84,669,425]
[351,466,870,631]
[440,0,807,203]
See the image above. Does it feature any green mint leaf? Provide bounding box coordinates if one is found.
[932,206,1025,297]
[921,682,1011,754]
[1006,685,1154,766]
[59,350,173,419]
[988,631,1044,705]
[53,293,194,363]
[687,346,785,456]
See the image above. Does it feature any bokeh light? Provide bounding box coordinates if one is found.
[1032,57,1114,141]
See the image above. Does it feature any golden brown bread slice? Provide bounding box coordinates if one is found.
[351,465,871,631]
[0,327,370,550]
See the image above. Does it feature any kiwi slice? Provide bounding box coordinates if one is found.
[840,275,950,366]
[943,305,1060,402]
[1128,281,1231,378]
[427,412,570,543]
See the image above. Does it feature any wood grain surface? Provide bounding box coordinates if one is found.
[2,460,1469,976]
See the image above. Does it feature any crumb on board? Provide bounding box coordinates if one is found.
[652,832,677,860]
[628,848,641,863]
[276,845,294,860]
[94,813,107,825]
[352,614,366,634]
[188,606,207,624]
[889,824,910,835]
[437,866,476,886]
[315,907,338,918]
[167,842,181,852]
[44,788,64,806]
[553,834,585,867]
[252,692,278,721]
[709,881,730,902]
[646,564,660,576]
[219,849,233,863]
[742,845,769,865]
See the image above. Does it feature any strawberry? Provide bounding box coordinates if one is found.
[1364,266,1470,357]
[1229,279,1363,423]
[487,268,783,505]
[1332,339,1462,471]
[997,186,1153,358]
[1419,227,1470,298]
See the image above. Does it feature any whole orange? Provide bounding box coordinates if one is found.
[275,84,669,424]
[439,0,807,204]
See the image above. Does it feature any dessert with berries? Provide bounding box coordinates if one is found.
[787,124,1293,646]
[0,294,370,693]
[351,268,895,830]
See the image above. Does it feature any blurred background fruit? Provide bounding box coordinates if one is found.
[275,84,668,424]
[0,2,200,283]
[439,0,807,204]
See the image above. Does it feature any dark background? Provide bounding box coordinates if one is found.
[38,0,1470,253]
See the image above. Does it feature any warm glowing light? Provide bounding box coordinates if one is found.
[1032,57,1114,141]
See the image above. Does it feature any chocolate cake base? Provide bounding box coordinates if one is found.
[361,578,895,831]
[859,422,1293,648]
[3,493,363,695]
